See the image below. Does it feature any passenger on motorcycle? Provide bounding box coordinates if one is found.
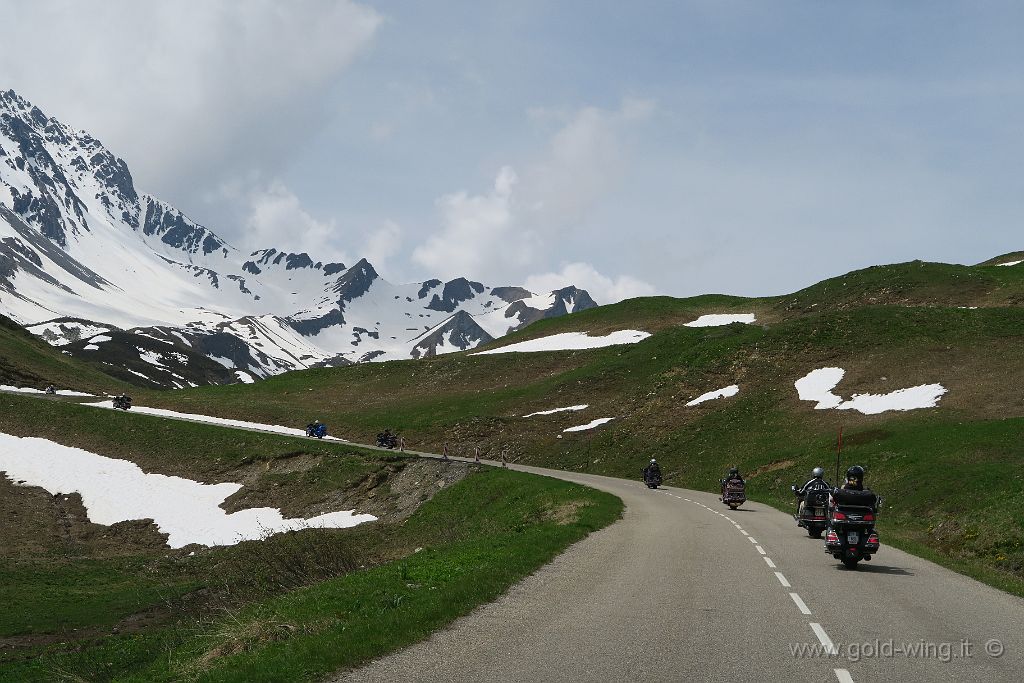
[795,466,830,515]
[842,465,865,491]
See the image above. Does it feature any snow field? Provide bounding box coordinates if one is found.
[87,400,348,441]
[474,330,650,355]
[684,313,756,327]
[686,385,739,406]
[522,405,589,417]
[0,432,375,548]
[563,418,615,432]
[795,367,946,415]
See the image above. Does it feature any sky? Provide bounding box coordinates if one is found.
[1,1,1022,303]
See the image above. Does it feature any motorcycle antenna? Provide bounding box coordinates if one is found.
[834,425,843,486]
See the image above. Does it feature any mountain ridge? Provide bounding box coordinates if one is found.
[0,89,598,385]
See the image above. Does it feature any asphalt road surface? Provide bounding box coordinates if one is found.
[336,465,1024,683]
[5,390,1022,682]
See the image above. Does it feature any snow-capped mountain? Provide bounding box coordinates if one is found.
[0,90,598,386]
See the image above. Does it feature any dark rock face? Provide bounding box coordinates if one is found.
[411,310,494,359]
[491,286,531,303]
[142,200,226,255]
[426,277,486,312]
[418,279,442,299]
[332,258,378,303]
[555,286,599,313]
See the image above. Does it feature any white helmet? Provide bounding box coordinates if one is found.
[650,458,657,464]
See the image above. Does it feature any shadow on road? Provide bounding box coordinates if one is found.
[832,564,915,576]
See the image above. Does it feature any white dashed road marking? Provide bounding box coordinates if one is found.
[755,546,766,555]
[789,593,811,615]
[810,623,839,655]
[834,669,854,683]
[774,572,791,588]
[763,557,776,568]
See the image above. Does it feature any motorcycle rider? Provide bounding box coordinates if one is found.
[721,467,744,487]
[794,466,830,516]
[643,458,662,483]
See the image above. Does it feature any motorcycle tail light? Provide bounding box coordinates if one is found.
[832,510,846,520]
[826,530,839,544]
[863,513,875,521]
[867,533,879,546]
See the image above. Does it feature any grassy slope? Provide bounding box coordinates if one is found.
[0,313,128,394]
[0,396,621,682]
[136,260,1024,596]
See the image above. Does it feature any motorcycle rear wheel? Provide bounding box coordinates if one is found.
[841,557,860,569]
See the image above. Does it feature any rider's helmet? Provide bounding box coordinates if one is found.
[846,465,865,486]
[650,458,657,464]
[728,467,739,476]
[811,466,824,478]
[314,419,321,424]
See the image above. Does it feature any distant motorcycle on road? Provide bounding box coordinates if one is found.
[720,480,746,509]
[376,431,399,449]
[112,394,132,410]
[306,422,327,439]
[643,470,663,489]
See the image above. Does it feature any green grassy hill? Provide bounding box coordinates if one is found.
[0,395,620,681]
[131,257,1024,595]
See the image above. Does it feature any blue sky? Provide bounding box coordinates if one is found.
[2,1,1022,302]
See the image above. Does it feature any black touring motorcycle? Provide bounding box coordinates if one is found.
[824,488,882,569]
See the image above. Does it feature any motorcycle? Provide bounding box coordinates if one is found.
[791,484,830,538]
[376,432,399,449]
[720,480,746,509]
[306,423,327,439]
[44,385,57,395]
[824,488,882,569]
[643,469,663,489]
[112,395,132,410]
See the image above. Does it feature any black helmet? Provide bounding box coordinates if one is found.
[846,465,865,482]
[728,467,738,475]
[811,467,824,478]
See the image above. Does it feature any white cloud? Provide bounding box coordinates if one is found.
[520,99,654,226]
[525,262,656,304]
[244,181,348,262]
[411,99,654,284]
[412,166,539,280]
[0,0,382,223]
[360,220,403,272]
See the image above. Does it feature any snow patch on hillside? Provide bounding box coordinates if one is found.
[684,314,756,327]
[523,405,588,417]
[795,367,946,414]
[87,401,347,441]
[564,417,614,432]
[0,433,375,548]
[475,330,649,355]
[996,260,1022,267]
[686,385,739,406]
[1,385,93,397]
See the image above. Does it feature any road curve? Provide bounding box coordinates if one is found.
[336,465,1024,683]
[5,390,1022,681]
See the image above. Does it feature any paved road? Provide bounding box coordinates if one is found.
[336,465,1024,683]
[6,389,1023,681]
